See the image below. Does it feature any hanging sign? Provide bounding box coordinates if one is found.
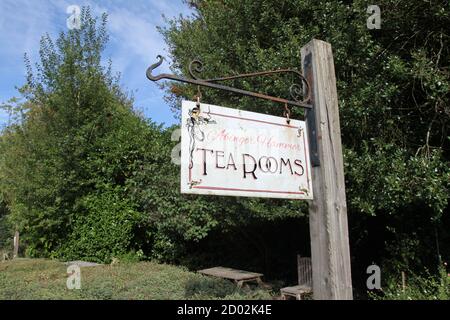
[180,100,313,199]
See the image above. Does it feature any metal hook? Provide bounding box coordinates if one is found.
[194,85,202,110]
[146,55,165,81]
[283,103,291,124]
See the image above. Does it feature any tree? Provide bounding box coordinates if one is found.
[0,8,151,259]
[0,6,305,265]
[160,0,450,277]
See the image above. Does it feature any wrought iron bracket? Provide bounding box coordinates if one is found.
[302,53,320,167]
[147,55,312,108]
[146,55,320,166]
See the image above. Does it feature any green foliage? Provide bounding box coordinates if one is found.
[370,265,450,300]
[0,8,121,256]
[57,186,147,263]
[185,276,272,299]
[160,0,450,275]
[345,143,449,218]
[0,7,157,260]
[0,259,272,300]
[0,1,449,292]
[127,124,308,261]
[114,249,146,264]
[161,0,449,214]
[0,5,306,264]
[0,196,11,250]
[0,217,12,252]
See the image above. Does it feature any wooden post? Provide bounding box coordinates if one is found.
[301,39,353,299]
[13,230,19,259]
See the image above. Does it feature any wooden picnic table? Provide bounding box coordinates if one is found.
[280,284,312,300]
[198,266,264,288]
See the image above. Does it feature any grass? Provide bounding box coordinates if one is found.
[369,266,450,300]
[0,258,274,300]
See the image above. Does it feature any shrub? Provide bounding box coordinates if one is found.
[370,265,450,300]
[57,186,148,263]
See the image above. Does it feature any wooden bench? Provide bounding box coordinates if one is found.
[280,256,313,300]
[198,266,264,288]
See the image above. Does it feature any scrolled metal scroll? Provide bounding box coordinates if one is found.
[146,55,312,109]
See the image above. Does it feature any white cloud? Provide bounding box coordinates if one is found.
[109,8,165,69]
[0,1,55,71]
[0,0,192,126]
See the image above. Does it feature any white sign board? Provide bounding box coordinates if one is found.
[180,100,313,199]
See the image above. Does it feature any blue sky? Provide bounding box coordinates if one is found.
[0,0,193,127]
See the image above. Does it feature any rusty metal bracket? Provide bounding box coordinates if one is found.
[302,52,319,167]
[147,55,312,109]
[146,55,319,166]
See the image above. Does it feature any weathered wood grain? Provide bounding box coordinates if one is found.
[301,39,353,300]
[198,266,263,281]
